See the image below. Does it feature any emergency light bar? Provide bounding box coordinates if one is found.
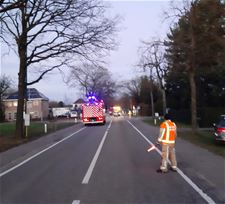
[88,96,97,100]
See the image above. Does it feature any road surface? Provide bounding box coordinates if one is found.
[0,116,224,203]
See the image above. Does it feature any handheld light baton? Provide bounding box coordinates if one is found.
[147,145,156,152]
[147,142,160,152]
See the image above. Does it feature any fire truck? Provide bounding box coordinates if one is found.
[82,95,106,125]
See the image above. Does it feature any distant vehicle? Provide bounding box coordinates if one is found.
[213,115,225,143]
[70,110,78,118]
[52,107,70,118]
[56,112,70,118]
[113,106,122,117]
[113,112,120,117]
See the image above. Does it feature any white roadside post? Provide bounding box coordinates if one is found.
[44,123,47,133]
[24,113,30,137]
[154,112,159,125]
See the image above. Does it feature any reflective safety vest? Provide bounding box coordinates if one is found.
[158,120,176,144]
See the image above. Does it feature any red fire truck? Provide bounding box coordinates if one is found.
[82,95,106,125]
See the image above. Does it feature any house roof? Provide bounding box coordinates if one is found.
[74,98,85,104]
[6,88,49,101]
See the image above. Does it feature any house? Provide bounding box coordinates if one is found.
[72,98,85,110]
[72,98,85,118]
[3,88,49,121]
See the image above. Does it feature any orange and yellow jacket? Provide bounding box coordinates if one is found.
[158,120,177,144]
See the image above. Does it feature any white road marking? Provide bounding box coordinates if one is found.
[127,120,216,204]
[0,127,86,178]
[72,200,80,204]
[82,120,112,184]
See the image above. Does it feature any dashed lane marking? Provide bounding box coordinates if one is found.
[72,200,80,204]
[82,120,112,184]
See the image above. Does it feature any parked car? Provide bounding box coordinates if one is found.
[70,110,78,118]
[213,115,225,143]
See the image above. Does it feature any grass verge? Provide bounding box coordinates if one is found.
[0,121,76,152]
[178,130,225,158]
[143,118,225,158]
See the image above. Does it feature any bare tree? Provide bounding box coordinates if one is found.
[0,74,13,98]
[137,50,155,117]
[0,0,23,13]
[67,63,117,106]
[0,74,14,121]
[1,0,118,138]
[123,78,141,109]
[138,40,168,115]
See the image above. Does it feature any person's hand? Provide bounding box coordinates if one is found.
[155,142,160,146]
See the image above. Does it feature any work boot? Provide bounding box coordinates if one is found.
[156,169,168,173]
[169,167,177,172]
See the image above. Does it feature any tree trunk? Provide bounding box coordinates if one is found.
[189,3,198,133]
[15,55,27,138]
[189,71,198,133]
[15,4,27,139]
[162,89,167,116]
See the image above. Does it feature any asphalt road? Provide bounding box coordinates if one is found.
[0,116,224,204]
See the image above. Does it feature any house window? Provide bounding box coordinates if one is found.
[33,101,39,106]
[7,102,12,107]
[14,112,17,120]
[8,113,12,120]
[27,101,32,109]
[13,101,17,107]
[34,112,38,118]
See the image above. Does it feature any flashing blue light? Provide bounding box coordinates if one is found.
[86,93,98,104]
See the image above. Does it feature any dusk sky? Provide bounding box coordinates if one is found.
[0,0,181,104]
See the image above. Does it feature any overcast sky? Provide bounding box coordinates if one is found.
[0,0,180,104]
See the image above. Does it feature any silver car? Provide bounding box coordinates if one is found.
[70,110,78,118]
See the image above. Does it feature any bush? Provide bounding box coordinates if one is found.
[168,109,191,124]
[0,105,5,122]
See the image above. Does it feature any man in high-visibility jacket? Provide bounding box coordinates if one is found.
[157,114,177,173]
